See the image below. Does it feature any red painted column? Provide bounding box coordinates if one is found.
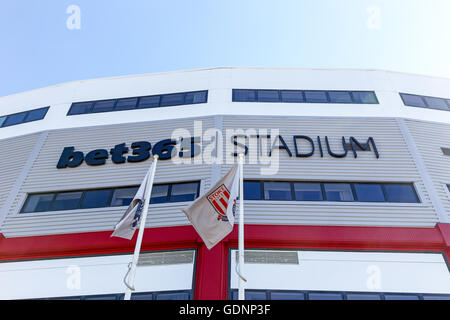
[194,242,228,300]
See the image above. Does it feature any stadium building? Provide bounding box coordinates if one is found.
[0,67,450,300]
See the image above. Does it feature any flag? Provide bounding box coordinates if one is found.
[182,164,240,249]
[111,170,150,240]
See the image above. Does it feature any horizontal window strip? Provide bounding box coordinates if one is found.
[244,180,420,203]
[20,181,200,214]
[232,89,379,104]
[0,107,49,128]
[67,90,208,116]
[230,289,450,300]
[400,93,450,111]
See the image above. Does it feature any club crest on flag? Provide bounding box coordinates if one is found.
[207,184,233,221]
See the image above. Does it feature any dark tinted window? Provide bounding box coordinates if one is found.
[92,100,116,113]
[111,187,139,207]
[328,91,353,103]
[22,194,54,213]
[323,183,354,201]
[294,183,323,201]
[155,292,190,300]
[24,107,48,122]
[51,192,82,211]
[0,116,6,127]
[384,184,418,203]
[351,91,378,104]
[304,91,328,103]
[346,293,381,300]
[115,98,138,111]
[3,112,27,127]
[400,93,426,108]
[264,182,292,200]
[423,96,449,110]
[170,183,198,202]
[308,292,344,300]
[138,96,160,109]
[354,183,385,202]
[423,295,450,300]
[233,89,256,102]
[384,294,420,300]
[280,90,304,102]
[160,93,184,106]
[257,90,280,102]
[244,181,262,200]
[271,292,305,300]
[185,91,207,104]
[130,293,153,300]
[150,185,169,204]
[80,189,113,209]
[68,102,93,115]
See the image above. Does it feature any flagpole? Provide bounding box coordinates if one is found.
[124,154,159,300]
[238,154,245,300]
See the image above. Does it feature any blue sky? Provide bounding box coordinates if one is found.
[0,0,449,97]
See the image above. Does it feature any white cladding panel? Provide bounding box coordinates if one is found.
[405,120,450,221]
[230,250,450,294]
[0,115,441,237]
[221,116,436,227]
[0,133,40,211]
[1,117,214,237]
[0,250,196,300]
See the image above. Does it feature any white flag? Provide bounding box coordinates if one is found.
[182,164,239,249]
[111,170,150,240]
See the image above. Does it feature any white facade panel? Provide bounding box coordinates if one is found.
[0,250,196,300]
[230,250,450,294]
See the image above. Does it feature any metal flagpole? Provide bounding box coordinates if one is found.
[238,154,245,300]
[124,154,159,300]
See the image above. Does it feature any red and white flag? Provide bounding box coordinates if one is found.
[182,164,239,249]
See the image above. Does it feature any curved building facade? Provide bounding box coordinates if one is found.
[1,67,450,300]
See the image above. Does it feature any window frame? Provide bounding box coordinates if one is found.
[19,182,201,214]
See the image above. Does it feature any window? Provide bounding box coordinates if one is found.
[160,93,185,107]
[67,91,208,116]
[280,90,304,102]
[423,96,449,110]
[1,107,49,127]
[400,92,450,111]
[263,182,292,200]
[383,184,418,203]
[169,183,198,202]
[150,185,169,204]
[293,182,323,201]
[353,183,385,202]
[68,102,93,115]
[185,91,207,104]
[51,192,83,211]
[304,91,328,103]
[115,98,138,111]
[323,183,354,201]
[233,89,256,102]
[20,182,200,214]
[92,100,116,113]
[80,189,113,209]
[111,187,139,207]
[328,91,353,103]
[3,112,27,127]
[230,289,450,300]
[400,93,427,108]
[257,90,280,102]
[244,181,262,200]
[351,91,378,104]
[24,108,49,122]
[233,89,378,104]
[22,194,55,213]
[244,181,419,203]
